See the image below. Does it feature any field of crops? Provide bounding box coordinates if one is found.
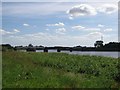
[2,51,120,88]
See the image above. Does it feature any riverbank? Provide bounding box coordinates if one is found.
[2,51,120,88]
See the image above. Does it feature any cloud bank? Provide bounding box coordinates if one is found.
[67,4,118,19]
[67,4,97,17]
[97,4,118,14]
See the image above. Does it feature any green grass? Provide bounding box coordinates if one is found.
[2,51,120,88]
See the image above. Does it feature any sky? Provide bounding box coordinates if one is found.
[1,0,119,2]
[1,1,119,47]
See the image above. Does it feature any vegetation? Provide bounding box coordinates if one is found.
[2,51,120,88]
[1,44,14,51]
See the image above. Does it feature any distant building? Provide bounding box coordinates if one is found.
[94,40,104,48]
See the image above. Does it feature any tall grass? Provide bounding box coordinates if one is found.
[2,51,119,88]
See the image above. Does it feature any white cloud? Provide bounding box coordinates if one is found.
[0,29,12,35]
[87,32,103,37]
[72,25,114,33]
[98,24,104,28]
[104,28,113,32]
[84,28,100,31]
[97,4,118,14]
[72,25,85,30]
[0,29,20,35]
[46,22,65,27]
[67,4,97,18]
[69,16,74,20]
[13,29,20,33]
[56,28,66,34]
[72,25,100,32]
[67,3,118,19]
[23,23,30,27]
[46,28,50,31]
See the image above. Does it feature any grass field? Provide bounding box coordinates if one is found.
[2,51,120,88]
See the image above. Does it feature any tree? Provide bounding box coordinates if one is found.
[28,44,33,47]
[94,41,103,48]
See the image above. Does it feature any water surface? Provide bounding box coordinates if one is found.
[36,50,119,58]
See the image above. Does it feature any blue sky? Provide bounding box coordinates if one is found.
[1,2,118,47]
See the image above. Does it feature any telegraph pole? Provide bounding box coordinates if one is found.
[101,35,103,41]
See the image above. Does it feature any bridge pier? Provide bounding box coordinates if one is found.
[57,49,61,52]
[70,50,72,52]
[26,48,36,52]
[44,48,48,52]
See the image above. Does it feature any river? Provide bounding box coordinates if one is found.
[36,50,119,58]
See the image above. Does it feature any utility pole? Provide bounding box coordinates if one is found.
[101,35,103,41]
